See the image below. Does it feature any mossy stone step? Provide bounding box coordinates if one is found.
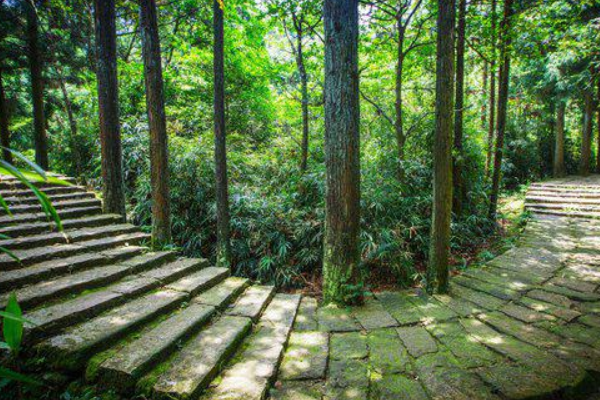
[97,302,216,394]
[165,266,229,296]
[2,191,95,205]
[0,197,102,215]
[225,284,275,321]
[193,277,249,308]
[0,205,102,226]
[0,185,86,198]
[0,214,122,237]
[279,331,329,380]
[153,315,252,400]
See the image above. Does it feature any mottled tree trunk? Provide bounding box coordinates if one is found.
[298,31,309,172]
[395,23,406,179]
[428,0,455,294]
[579,88,593,176]
[58,75,83,178]
[596,78,600,173]
[323,0,361,305]
[489,0,513,219]
[213,0,231,266]
[453,0,467,215]
[485,0,497,177]
[553,101,566,178]
[0,69,11,163]
[481,62,488,130]
[140,0,171,247]
[94,0,126,218]
[26,1,48,170]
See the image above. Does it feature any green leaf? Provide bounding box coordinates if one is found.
[0,367,42,386]
[3,293,23,354]
[0,311,35,326]
[0,146,47,180]
[0,246,19,262]
[0,193,10,216]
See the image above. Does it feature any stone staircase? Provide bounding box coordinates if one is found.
[525,175,600,219]
[0,173,300,399]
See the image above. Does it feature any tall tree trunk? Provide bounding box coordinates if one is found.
[140,0,171,247]
[553,101,566,177]
[596,78,600,173]
[94,0,125,218]
[58,75,83,178]
[323,0,361,305]
[26,1,48,170]
[0,69,11,163]
[213,0,231,266]
[429,0,455,294]
[489,0,513,219]
[395,23,406,179]
[579,88,593,176]
[481,61,488,130]
[485,0,497,177]
[298,31,310,172]
[453,0,467,215]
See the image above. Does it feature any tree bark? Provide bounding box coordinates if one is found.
[58,75,83,178]
[485,0,497,177]
[428,0,455,294]
[481,61,488,130]
[0,69,11,163]
[94,0,126,218]
[579,87,593,176]
[395,23,406,179]
[26,0,48,170]
[489,0,513,219]
[453,0,467,215]
[297,28,310,172]
[323,0,361,305]
[140,0,172,247]
[553,101,566,177]
[213,0,231,266]
[596,77,600,173]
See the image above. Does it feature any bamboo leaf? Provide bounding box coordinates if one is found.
[0,367,42,386]
[0,147,46,180]
[2,293,23,354]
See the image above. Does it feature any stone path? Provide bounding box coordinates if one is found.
[0,173,300,400]
[526,175,600,218]
[272,177,600,400]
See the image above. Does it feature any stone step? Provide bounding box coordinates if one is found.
[0,198,102,215]
[0,251,173,309]
[0,205,102,226]
[0,232,150,270]
[527,208,600,219]
[24,257,204,340]
[526,196,600,205]
[39,289,188,372]
[0,176,77,191]
[0,214,122,238]
[3,191,96,205]
[525,202,600,211]
[0,223,139,250]
[193,277,250,308]
[225,285,276,321]
[200,293,301,400]
[0,185,86,198]
[152,315,253,400]
[0,246,146,291]
[526,190,600,199]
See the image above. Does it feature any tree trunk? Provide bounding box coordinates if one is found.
[579,88,593,176]
[298,30,310,172]
[428,0,455,294]
[26,0,48,170]
[481,61,488,130]
[596,78,600,173]
[0,69,11,163]
[213,0,231,266]
[58,75,83,178]
[395,23,406,179]
[485,0,497,177]
[453,0,467,215]
[489,0,513,219]
[94,0,126,218]
[323,0,361,305]
[140,0,171,247]
[553,101,566,177]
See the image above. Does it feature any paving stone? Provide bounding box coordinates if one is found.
[540,284,600,302]
[453,275,520,300]
[317,303,360,332]
[376,291,422,325]
[293,297,318,331]
[577,301,600,314]
[369,373,428,400]
[325,358,369,400]
[396,326,437,358]
[153,315,251,400]
[270,381,324,400]
[561,263,600,283]
[551,340,600,373]
[165,266,229,295]
[408,295,458,324]
[483,265,547,285]
[550,276,598,293]
[450,284,505,311]
[351,298,398,330]
[579,314,600,328]
[527,289,574,308]
[519,296,581,321]
[543,322,600,348]
[193,277,248,308]
[140,257,206,283]
[463,268,532,291]
[367,327,411,374]
[499,302,556,323]
[434,294,483,317]
[98,303,215,393]
[330,331,367,360]
[478,312,561,348]
[260,293,302,328]
[225,285,275,321]
[279,331,328,380]
[42,289,186,371]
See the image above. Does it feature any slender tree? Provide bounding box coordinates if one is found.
[140,0,171,247]
[489,0,513,219]
[213,0,231,266]
[94,0,125,217]
[453,0,467,215]
[428,0,455,294]
[26,0,48,170]
[58,71,82,178]
[596,77,600,173]
[0,68,11,163]
[485,0,497,176]
[579,87,593,176]
[322,0,361,305]
[553,100,566,177]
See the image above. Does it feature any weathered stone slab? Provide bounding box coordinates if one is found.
[376,291,422,325]
[577,301,600,314]
[279,331,328,380]
[434,294,483,317]
[499,302,556,323]
[409,295,458,324]
[543,322,600,348]
[225,285,275,321]
[370,373,428,400]
[153,315,251,400]
[478,312,561,348]
[193,277,248,308]
[550,276,598,293]
[463,268,531,291]
[579,314,600,328]
[293,297,318,331]
[119,251,175,272]
[351,298,398,330]
[367,328,411,374]
[98,303,215,393]
[520,296,581,321]
[540,284,600,302]
[317,304,360,332]
[270,381,324,400]
[450,284,505,311]
[140,258,206,283]
[260,293,302,328]
[325,358,369,400]
[107,276,162,297]
[453,275,519,301]
[527,289,573,308]
[396,326,437,358]
[165,266,229,295]
[330,331,367,360]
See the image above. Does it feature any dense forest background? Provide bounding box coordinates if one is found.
[0,0,598,290]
